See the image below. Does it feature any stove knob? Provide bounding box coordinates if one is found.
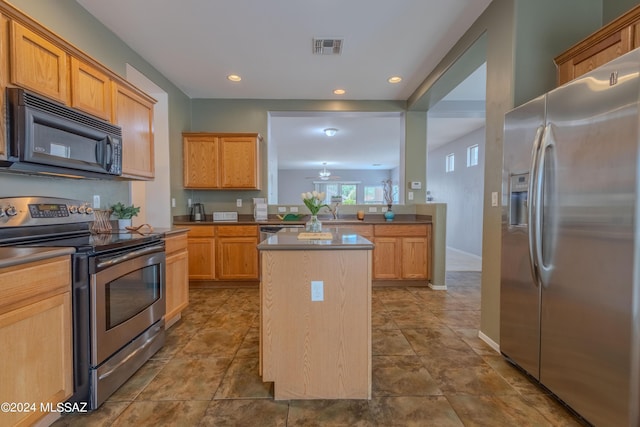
[85,206,94,215]
[5,206,17,217]
[69,205,79,214]
[78,205,87,214]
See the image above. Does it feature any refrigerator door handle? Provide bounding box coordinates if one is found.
[535,124,556,287]
[528,125,545,286]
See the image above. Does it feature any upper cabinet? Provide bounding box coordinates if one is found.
[112,83,155,180]
[0,2,156,179]
[9,21,68,104]
[555,5,640,86]
[70,57,112,121]
[183,133,262,190]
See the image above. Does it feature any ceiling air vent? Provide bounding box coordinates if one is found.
[313,38,343,55]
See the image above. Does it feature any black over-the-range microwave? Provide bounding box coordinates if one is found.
[1,87,123,179]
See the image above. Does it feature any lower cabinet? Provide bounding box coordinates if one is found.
[373,224,431,280]
[179,224,259,282]
[164,230,189,328]
[0,255,72,427]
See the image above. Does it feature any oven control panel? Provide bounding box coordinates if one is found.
[0,196,94,227]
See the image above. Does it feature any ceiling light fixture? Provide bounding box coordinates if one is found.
[387,76,402,84]
[323,128,338,137]
[227,74,242,82]
[319,163,331,180]
[333,89,346,95]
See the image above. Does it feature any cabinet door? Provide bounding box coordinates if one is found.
[10,21,68,103]
[217,237,259,280]
[0,292,72,427]
[183,134,219,188]
[219,136,260,189]
[70,56,111,120]
[186,237,216,280]
[165,249,189,326]
[0,13,8,159]
[401,237,428,279]
[112,83,155,179]
[372,237,401,279]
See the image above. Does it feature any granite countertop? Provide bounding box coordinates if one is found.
[0,247,76,269]
[257,227,374,251]
[174,214,431,226]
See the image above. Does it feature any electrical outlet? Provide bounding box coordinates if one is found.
[278,206,287,213]
[382,206,388,212]
[171,198,176,208]
[236,198,242,208]
[369,207,377,213]
[408,191,414,200]
[491,192,498,207]
[92,195,100,209]
[290,206,298,213]
[188,198,192,208]
[311,281,324,301]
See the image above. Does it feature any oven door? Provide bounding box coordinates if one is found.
[90,243,165,366]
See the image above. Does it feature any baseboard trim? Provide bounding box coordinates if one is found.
[428,282,447,290]
[478,330,500,353]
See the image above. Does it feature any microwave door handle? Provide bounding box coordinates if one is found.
[105,136,114,172]
[95,139,105,166]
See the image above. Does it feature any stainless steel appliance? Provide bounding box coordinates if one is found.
[501,49,640,426]
[0,196,165,409]
[1,88,122,179]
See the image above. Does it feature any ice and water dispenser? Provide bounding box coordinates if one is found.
[509,173,529,226]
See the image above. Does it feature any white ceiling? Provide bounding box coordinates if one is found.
[76,0,490,169]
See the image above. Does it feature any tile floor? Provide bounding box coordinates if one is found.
[53,272,585,426]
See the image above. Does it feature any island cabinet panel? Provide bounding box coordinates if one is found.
[0,256,72,427]
[164,231,189,328]
[555,5,640,85]
[216,225,259,280]
[69,56,111,121]
[261,249,372,399]
[112,82,155,180]
[9,20,68,104]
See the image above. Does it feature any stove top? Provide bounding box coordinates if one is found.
[0,196,160,252]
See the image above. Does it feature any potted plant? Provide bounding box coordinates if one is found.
[110,202,140,229]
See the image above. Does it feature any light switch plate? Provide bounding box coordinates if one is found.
[491,192,498,207]
[368,207,377,213]
[92,195,100,209]
[278,206,287,213]
[236,199,242,207]
[311,281,324,301]
[290,206,299,213]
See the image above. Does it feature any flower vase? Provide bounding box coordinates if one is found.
[384,205,395,221]
[118,218,132,230]
[306,215,322,232]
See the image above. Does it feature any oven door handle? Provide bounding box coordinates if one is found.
[96,244,164,269]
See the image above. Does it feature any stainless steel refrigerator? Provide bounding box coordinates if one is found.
[501,48,640,427]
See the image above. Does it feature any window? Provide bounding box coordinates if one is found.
[467,144,479,167]
[446,153,455,173]
[315,182,358,205]
[364,185,384,204]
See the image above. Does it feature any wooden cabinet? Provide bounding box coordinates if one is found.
[112,83,155,179]
[70,56,111,120]
[9,20,68,104]
[0,12,8,160]
[183,225,216,280]
[373,224,431,280]
[183,133,262,190]
[183,134,219,188]
[164,230,189,328]
[0,255,72,427]
[555,5,640,85]
[179,224,259,282]
[216,225,259,280]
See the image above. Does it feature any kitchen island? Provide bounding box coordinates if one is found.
[257,227,374,400]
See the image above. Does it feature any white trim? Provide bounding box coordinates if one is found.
[428,282,447,290]
[478,330,500,353]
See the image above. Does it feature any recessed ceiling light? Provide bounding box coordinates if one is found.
[387,76,402,84]
[227,74,242,82]
[323,128,338,137]
[333,89,346,95]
